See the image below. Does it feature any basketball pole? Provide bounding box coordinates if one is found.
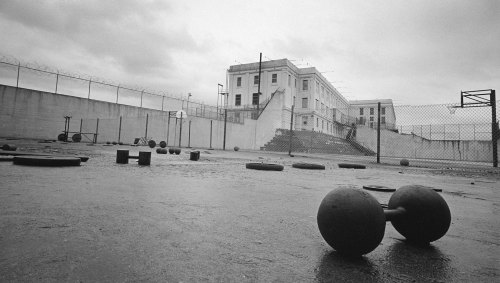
[491,90,497,167]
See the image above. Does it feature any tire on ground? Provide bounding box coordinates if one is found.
[338,163,366,169]
[292,162,325,170]
[13,156,81,166]
[245,163,284,171]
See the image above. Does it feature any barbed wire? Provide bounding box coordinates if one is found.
[0,54,206,105]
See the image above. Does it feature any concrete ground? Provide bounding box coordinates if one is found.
[0,139,499,282]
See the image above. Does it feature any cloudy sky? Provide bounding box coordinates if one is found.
[0,0,498,105]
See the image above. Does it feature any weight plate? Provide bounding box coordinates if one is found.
[363,185,396,192]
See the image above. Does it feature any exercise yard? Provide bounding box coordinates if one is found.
[0,139,498,282]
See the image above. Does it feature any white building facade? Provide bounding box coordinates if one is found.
[349,99,397,130]
[226,59,352,137]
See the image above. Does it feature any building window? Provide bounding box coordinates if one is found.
[252,93,259,105]
[302,98,308,108]
[382,107,386,115]
[295,79,297,88]
[254,75,259,85]
[272,73,277,84]
[235,94,241,106]
[316,81,319,93]
[370,108,374,115]
[302,116,308,125]
[316,118,319,127]
[236,77,242,87]
[360,108,364,115]
[359,117,364,125]
[302,80,308,91]
[369,117,374,121]
[315,99,319,110]
[381,117,386,124]
[288,75,291,86]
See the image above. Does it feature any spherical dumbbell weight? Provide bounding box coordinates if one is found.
[386,185,451,243]
[317,187,386,256]
[317,185,451,256]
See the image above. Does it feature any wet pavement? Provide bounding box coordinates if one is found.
[0,139,499,282]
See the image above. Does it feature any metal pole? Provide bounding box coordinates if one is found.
[116,86,119,104]
[209,120,213,149]
[174,117,178,145]
[162,95,165,111]
[179,113,183,147]
[288,104,295,156]
[16,63,21,88]
[145,114,149,138]
[491,90,497,167]
[166,112,171,146]
[79,118,83,134]
[257,53,262,112]
[88,79,91,99]
[377,102,381,163]
[223,108,227,150]
[55,72,59,94]
[118,116,122,143]
[95,118,99,143]
[140,90,144,108]
[188,120,192,148]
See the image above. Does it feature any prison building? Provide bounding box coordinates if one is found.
[226,59,352,137]
[349,99,397,130]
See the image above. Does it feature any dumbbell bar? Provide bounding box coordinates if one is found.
[116,149,151,165]
[317,185,451,256]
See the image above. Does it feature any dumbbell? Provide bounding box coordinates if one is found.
[317,185,451,256]
[116,149,151,165]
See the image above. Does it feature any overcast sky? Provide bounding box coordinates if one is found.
[0,0,498,105]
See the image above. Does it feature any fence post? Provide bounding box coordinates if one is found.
[167,112,171,146]
[209,120,213,149]
[88,79,91,99]
[118,116,122,143]
[377,102,381,163]
[116,86,120,104]
[55,72,59,94]
[223,108,227,150]
[188,120,192,148]
[288,104,295,156]
[179,114,183,147]
[16,62,20,88]
[95,118,99,143]
[145,114,149,139]
[491,90,497,167]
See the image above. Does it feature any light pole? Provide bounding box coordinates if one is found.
[187,93,192,114]
[217,83,223,118]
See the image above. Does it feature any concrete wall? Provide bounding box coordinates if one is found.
[0,85,258,149]
[356,126,499,162]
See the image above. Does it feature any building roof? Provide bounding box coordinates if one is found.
[348,99,394,105]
